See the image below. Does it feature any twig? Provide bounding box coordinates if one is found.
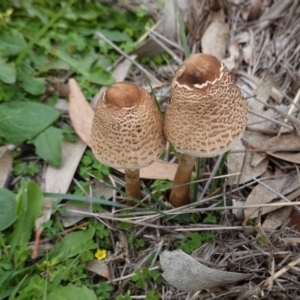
[95,31,160,84]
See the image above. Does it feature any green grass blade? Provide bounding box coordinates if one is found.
[174,0,190,58]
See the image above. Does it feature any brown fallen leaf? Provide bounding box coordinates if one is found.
[288,208,300,232]
[33,139,87,259]
[254,134,300,165]
[68,79,178,180]
[262,206,292,231]
[239,71,283,103]
[244,172,300,221]
[86,259,112,281]
[201,10,229,59]
[227,134,268,185]
[242,0,262,21]
[69,79,94,146]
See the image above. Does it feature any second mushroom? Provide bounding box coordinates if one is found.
[164,53,248,207]
[91,82,166,205]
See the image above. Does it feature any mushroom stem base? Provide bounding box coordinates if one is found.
[125,168,141,206]
[169,154,196,207]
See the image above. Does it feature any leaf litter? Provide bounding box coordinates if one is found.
[5,0,300,298]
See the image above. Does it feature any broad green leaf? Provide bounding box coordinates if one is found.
[99,29,132,42]
[48,284,97,300]
[16,181,44,244]
[0,188,17,231]
[21,77,46,95]
[9,181,44,258]
[31,126,63,167]
[17,63,46,95]
[56,50,114,85]
[0,59,16,84]
[0,32,27,56]
[0,101,59,145]
[50,227,95,265]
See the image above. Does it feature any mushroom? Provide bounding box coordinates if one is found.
[164,53,248,207]
[91,82,166,205]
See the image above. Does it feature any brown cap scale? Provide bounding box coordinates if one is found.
[91,82,166,204]
[164,53,248,207]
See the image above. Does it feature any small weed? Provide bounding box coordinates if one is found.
[96,281,114,299]
[203,212,218,224]
[150,179,172,198]
[14,162,40,176]
[62,123,76,142]
[79,149,111,179]
[146,290,161,300]
[116,294,132,300]
[178,232,214,254]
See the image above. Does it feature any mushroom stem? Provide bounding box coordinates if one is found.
[125,168,141,206]
[169,153,196,207]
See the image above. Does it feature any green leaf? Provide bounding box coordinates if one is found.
[0,188,17,231]
[0,59,16,84]
[9,181,44,258]
[48,284,97,300]
[0,31,27,56]
[56,50,114,85]
[21,77,46,95]
[50,227,96,265]
[30,126,63,167]
[0,101,59,145]
[16,181,44,244]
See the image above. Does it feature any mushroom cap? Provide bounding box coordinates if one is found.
[164,53,248,157]
[91,82,166,169]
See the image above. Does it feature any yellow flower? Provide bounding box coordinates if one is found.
[95,249,107,260]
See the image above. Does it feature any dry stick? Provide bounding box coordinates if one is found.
[95,31,160,85]
[145,26,184,51]
[278,88,300,136]
[248,109,293,130]
[263,257,300,288]
[197,153,224,203]
[147,31,182,64]
[253,96,300,128]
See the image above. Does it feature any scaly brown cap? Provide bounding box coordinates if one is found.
[91,82,166,169]
[164,53,248,157]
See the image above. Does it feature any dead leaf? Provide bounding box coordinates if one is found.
[160,250,250,292]
[262,206,292,230]
[288,208,300,232]
[0,146,13,188]
[247,77,276,131]
[227,135,268,185]
[60,201,92,228]
[86,259,112,281]
[69,79,94,146]
[201,10,229,59]
[242,0,262,21]
[222,42,241,71]
[244,172,300,220]
[266,134,300,164]
[33,139,87,259]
